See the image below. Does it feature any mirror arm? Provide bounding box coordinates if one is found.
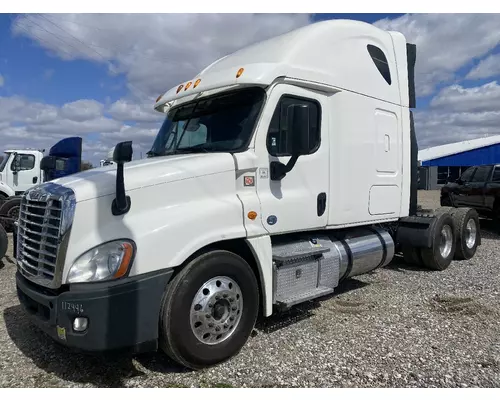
[270,155,299,181]
[111,162,131,216]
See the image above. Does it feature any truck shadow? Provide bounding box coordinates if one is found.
[479,219,500,239]
[255,278,369,334]
[2,305,189,388]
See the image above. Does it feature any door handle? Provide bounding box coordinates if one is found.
[317,192,327,217]
[33,177,38,184]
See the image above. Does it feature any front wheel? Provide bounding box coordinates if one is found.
[159,250,259,370]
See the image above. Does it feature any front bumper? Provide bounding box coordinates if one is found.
[16,269,174,353]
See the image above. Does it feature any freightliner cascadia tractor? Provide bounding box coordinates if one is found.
[14,20,480,370]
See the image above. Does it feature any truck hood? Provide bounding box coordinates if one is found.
[50,153,236,202]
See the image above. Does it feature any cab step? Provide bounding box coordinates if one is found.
[275,286,334,310]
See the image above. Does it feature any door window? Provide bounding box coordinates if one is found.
[460,167,476,182]
[11,154,35,171]
[470,166,492,183]
[491,166,500,182]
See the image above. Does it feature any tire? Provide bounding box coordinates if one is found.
[420,212,456,271]
[0,224,7,260]
[0,197,21,231]
[402,245,423,266]
[450,207,480,260]
[434,206,454,215]
[158,250,259,370]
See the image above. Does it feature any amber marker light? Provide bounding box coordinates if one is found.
[113,242,134,279]
[176,84,184,93]
[156,94,163,103]
[248,211,257,220]
[236,68,244,78]
[184,81,192,90]
[194,79,201,88]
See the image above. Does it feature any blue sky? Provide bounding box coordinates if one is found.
[1,13,500,164]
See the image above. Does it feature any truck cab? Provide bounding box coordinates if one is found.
[0,149,44,198]
[14,19,481,371]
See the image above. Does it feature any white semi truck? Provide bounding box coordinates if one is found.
[15,20,481,370]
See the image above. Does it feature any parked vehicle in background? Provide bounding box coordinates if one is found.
[440,164,500,222]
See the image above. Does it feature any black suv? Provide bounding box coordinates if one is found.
[440,164,500,220]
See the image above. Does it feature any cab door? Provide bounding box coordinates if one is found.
[254,84,329,234]
[10,153,39,193]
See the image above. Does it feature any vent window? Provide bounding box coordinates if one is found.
[367,44,392,85]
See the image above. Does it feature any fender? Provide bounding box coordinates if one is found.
[0,182,15,198]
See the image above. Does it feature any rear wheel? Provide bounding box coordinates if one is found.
[421,213,456,271]
[451,207,480,260]
[402,245,423,266]
[0,224,7,260]
[159,250,259,370]
[0,197,21,232]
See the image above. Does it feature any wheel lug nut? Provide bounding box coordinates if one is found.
[224,324,228,329]
[206,314,211,319]
[229,298,234,302]
[208,322,214,328]
[229,316,234,321]
[215,295,221,300]
[208,303,214,308]
[231,306,237,311]
[215,326,221,332]
[223,293,228,298]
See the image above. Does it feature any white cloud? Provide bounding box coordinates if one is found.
[374,14,500,96]
[430,81,500,112]
[12,14,312,101]
[0,74,4,87]
[465,53,500,80]
[108,99,163,123]
[60,99,104,121]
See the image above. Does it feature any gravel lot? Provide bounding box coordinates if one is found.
[1,190,499,388]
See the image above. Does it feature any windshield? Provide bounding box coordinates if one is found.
[0,153,11,173]
[148,87,265,157]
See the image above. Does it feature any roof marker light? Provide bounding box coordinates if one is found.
[156,94,163,103]
[236,68,244,78]
[176,84,184,93]
[194,79,201,88]
[184,81,192,91]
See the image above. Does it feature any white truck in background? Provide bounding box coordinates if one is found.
[14,20,481,370]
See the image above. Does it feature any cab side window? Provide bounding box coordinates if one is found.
[470,166,492,183]
[460,167,475,182]
[11,154,35,171]
[492,167,500,182]
[266,96,321,157]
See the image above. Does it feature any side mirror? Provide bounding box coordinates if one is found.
[113,141,133,163]
[270,104,310,181]
[40,156,57,171]
[112,141,133,216]
[288,104,310,156]
[11,153,20,173]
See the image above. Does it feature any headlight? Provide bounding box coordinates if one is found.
[67,240,135,284]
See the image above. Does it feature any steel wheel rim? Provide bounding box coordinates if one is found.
[465,218,477,249]
[190,276,243,345]
[439,224,453,259]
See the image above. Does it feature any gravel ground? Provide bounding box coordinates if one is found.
[1,190,499,388]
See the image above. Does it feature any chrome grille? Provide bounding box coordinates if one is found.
[16,183,76,289]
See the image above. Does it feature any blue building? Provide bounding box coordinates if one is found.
[417,135,500,190]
